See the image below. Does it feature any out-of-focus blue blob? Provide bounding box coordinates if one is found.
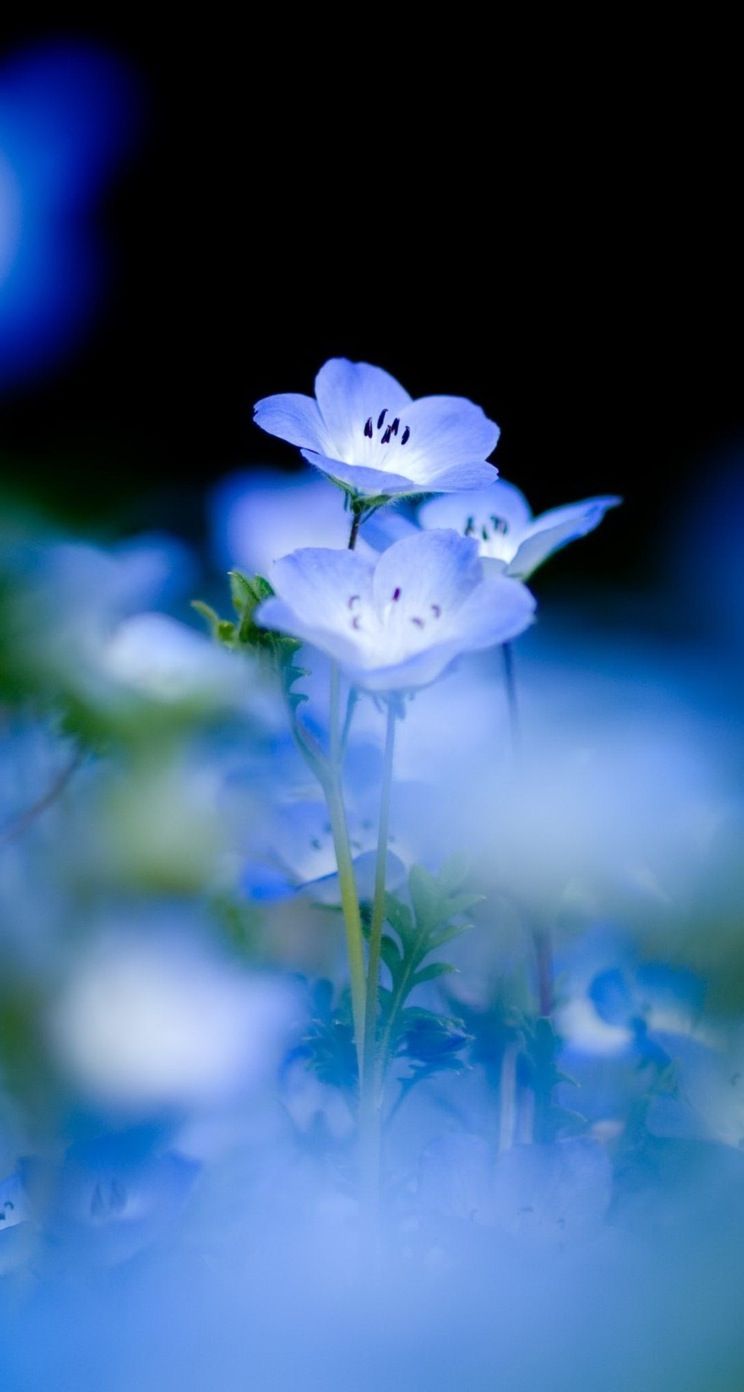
[0,40,139,388]
[240,795,407,904]
[589,962,705,1032]
[20,1126,199,1269]
[210,468,378,578]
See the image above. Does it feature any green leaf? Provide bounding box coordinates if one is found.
[380,934,404,977]
[411,961,458,987]
[191,599,222,634]
[383,892,415,946]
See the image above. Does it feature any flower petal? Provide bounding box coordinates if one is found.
[419,480,532,531]
[314,359,411,452]
[306,850,407,905]
[211,468,371,576]
[508,496,621,578]
[253,392,326,451]
[344,641,467,693]
[255,596,363,669]
[266,546,373,626]
[301,449,419,498]
[372,529,482,616]
[451,572,537,646]
[400,395,500,473]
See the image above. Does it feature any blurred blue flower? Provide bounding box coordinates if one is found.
[256,530,535,692]
[102,611,248,710]
[19,1127,199,1269]
[211,468,378,578]
[419,480,621,577]
[589,962,705,1032]
[254,358,501,500]
[242,796,406,903]
[0,41,138,388]
[52,928,297,1110]
[11,535,195,708]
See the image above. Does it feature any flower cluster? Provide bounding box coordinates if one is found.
[252,358,620,692]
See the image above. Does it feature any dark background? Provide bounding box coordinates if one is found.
[1,22,742,590]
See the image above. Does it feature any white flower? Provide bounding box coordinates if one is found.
[419,480,621,578]
[256,530,535,693]
[254,358,500,500]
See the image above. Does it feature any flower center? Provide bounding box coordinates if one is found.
[362,407,411,447]
[346,587,443,637]
[463,512,517,563]
[465,514,509,542]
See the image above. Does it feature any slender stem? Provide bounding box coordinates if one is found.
[0,746,84,849]
[327,661,366,1079]
[500,643,554,1021]
[362,700,397,1086]
[348,507,362,550]
[502,641,520,753]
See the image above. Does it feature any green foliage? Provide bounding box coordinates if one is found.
[302,980,358,1091]
[376,859,481,1085]
[193,570,307,710]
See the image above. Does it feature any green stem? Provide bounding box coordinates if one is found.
[327,661,366,1080]
[362,699,397,1086]
[348,507,362,550]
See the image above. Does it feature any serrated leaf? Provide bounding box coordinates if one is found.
[380,935,404,977]
[191,599,221,634]
[384,892,415,945]
[229,569,273,617]
[428,921,470,951]
[412,961,458,987]
[437,852,472,891]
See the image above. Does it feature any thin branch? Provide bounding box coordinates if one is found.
[0,746,85,849]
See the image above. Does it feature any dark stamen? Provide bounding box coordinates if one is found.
[431,604,441,618]
[411,617,425,628]
[352,615,362,629]
[364,417,373,438]
[491,515,508,534]
[348,594,360,609]
[391,417,400,435]
[401,425,410,445]
[481,525,489,542]
[377,408,387,430]
[464,516,475,536]
[381,425,393,445]
[392,587,401,601]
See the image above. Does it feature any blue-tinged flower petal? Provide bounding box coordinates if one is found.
[450,571,538,646]
[424,461,501,492]
[305,849,407,905]
[268,546,373,627]
[257,531,535,693]
[399,394,499,470]
[257,596,364,670]
[372,529,482,615]
[252,393,326,452]
[588,968,635,1026]
[314,358,411,448]
[418,480,621,576]
[211,468,375,576]
[420,480,532,534]
[255,359,502,501]
[300,450,417,497]
[508,496,622,578]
